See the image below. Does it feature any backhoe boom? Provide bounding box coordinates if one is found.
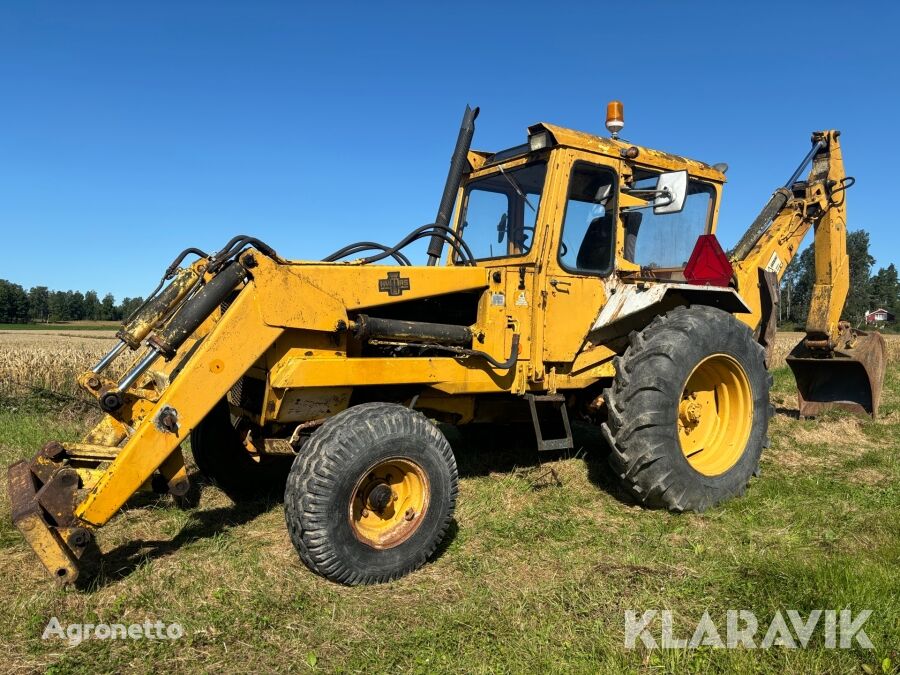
[731,130,885,416]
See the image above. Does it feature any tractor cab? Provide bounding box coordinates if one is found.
[448,108,733,364]
[451,116,728,283]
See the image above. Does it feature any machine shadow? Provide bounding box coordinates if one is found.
[86,471,461,588]
[86,419,628,589]
[441,421,637,507]
[774,405,800,419]
[82,482,275,590]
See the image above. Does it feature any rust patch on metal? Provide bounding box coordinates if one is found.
[757,268,779,368]
[155,406,180,434]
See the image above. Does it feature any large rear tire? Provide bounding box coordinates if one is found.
[285,403,458,585]
[189,399,291,501]
[602,305,772,512]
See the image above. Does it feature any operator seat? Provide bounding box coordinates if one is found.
[623,211,642,263]
[575,214,612,271]
[575,210,643,271]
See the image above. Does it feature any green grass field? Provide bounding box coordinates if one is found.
[0,367,898,673]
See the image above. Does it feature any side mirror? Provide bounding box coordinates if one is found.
[653,170,688,214]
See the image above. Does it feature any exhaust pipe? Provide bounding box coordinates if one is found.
[426,104,479,266]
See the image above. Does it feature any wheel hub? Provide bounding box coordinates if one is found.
[677,353,753,476]
[679,394,704,427]
[364,482,395,513]
[349,458,429,549]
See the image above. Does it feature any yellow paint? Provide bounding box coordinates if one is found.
[76,284,284,525]
[350,458,429,548]
[678,354,753,476]
[12,114,866,584]
[732,131,849,345]
[15,511,79,582]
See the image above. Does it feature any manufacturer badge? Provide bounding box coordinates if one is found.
[378,272,411,296]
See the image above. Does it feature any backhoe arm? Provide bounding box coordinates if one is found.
[731,130,885,417]
[731,130,849,347]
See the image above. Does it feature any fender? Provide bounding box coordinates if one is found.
[590,281,751,334]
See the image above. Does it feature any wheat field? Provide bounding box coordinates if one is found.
[768,331,900,368]
[0,330,118,397]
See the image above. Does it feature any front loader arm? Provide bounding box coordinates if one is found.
[76,281,283,525]
[7,252,284,582]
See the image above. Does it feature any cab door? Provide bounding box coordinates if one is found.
[537,150,621,364]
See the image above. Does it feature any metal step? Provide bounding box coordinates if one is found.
[525,393,574,452]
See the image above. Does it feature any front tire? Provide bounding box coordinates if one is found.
[602,305,772,512]
[285,403,458,585]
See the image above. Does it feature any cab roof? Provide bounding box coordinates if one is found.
[472,122,726,183]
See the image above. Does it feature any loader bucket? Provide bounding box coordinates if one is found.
[786,331,886,418]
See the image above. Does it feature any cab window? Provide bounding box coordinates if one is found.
[627,170,716,269]
[559,162,617,275]
[458,161,547,260]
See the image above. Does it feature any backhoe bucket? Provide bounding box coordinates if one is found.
[786,331,886,418]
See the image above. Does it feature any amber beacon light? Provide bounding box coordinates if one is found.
[606,100,624,139]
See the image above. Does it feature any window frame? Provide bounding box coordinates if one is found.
[557,160,620,278]
[625,169,718,271]
[455,159,549,263]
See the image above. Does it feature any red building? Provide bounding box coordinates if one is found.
[865,308,896,324]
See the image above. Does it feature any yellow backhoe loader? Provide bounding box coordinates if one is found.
[8,102,885,586]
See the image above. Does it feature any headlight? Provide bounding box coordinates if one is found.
[529,131,551,152]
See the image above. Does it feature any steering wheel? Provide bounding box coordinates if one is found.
[496,213,508,243]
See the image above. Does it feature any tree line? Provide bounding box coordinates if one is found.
[780,230,899,328]
[0,280,144,324]
[1,229,896,327]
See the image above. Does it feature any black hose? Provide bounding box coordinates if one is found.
[361,224,475,266]
[323,242,412,266]
[402,231,475,265]
[323,223,476,267]
[207,235,284,272]
[166,247,209,275]
[211,235,252,261]
[126,246,210,323]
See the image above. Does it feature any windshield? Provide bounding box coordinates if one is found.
[628,171,716,269]
[457,161,548,260]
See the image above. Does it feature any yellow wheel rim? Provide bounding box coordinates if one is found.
[677,354,753,476]
[349,458,429,549]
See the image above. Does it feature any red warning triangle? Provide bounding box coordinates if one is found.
[683,234,733,287]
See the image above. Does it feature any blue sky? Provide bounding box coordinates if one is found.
[1,1,898,299]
